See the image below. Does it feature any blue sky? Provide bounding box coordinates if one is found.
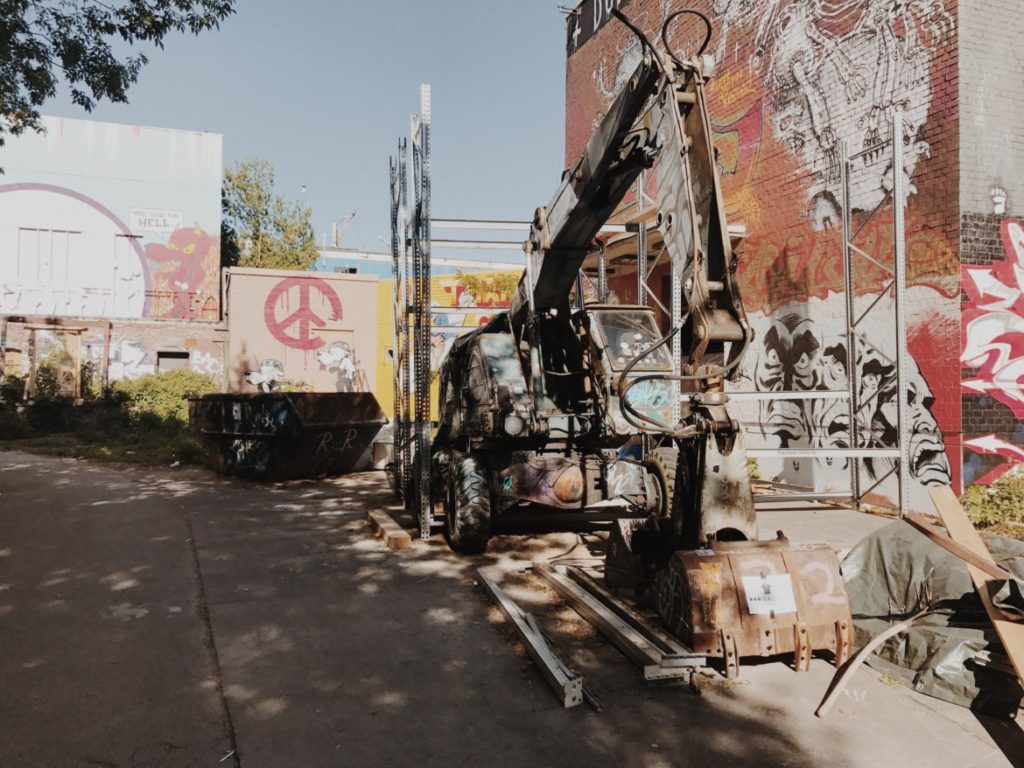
[44,1,569,257]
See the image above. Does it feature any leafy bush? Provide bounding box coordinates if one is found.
[25,396,75,432]
[962,471,1024,528]
[0,375,24,408]
[111,369,218,424]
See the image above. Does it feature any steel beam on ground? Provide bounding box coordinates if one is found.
[477,568,583,708]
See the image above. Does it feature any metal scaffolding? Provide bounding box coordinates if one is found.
[390,86,529,537]
[622,111,912,516]
[743,111,910,516]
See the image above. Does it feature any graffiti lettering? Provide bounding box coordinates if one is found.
[190,350,222,376]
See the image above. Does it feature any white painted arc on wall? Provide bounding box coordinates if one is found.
[0,186,148,318]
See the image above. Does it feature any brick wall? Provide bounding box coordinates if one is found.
[1,318,225,388]
[960,214,1024,484]
[567,0,962,507]
[959,0,1024,218]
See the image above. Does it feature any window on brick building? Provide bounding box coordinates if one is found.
[156,350,190,372]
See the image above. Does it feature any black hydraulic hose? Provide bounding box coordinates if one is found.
[611,9,664,74]
[614,322,744,436]
[661,9,712,67]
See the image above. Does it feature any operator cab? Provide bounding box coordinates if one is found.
[584,305,672,372]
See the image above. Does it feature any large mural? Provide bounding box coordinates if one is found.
[566,0,961,505]
[0,116,222,323]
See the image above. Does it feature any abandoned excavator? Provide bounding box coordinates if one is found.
[426,9,853,674]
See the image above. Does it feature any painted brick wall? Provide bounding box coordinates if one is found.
[566,0,962,508]
[959,0,1024,217]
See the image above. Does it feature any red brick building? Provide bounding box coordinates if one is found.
[565,0,1023,506]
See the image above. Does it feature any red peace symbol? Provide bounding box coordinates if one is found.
[264,277,343,351]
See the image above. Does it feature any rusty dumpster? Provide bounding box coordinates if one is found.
[188,392,387,480]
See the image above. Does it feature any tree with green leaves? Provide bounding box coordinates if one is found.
[0,0,234,150]
[221,158,320,271]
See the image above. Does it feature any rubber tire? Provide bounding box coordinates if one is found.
[644,446,679,519]
[444,452,492,554]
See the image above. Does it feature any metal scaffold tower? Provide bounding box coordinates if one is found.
[740,110,911,516]
[390,85,527,538]
[389,85,435,537]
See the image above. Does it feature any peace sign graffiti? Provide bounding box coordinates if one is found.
[263,277,343,351]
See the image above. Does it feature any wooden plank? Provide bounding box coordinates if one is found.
[533,561,695,680]
[929,485,1024,682]
[476,568,583,708]
[905,512,1011,581]
[366,510,412,550]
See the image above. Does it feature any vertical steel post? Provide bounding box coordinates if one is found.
[840,140,860,509]
[415,84,433,538]
[637,223,648,306]
[891,111,910,518]
[389,145,406,496]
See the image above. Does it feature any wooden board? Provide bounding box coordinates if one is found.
[929,485,1024,682]
[366,510,412,550]
[904,512,1011,581]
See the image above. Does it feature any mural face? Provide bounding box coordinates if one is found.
[736,290,953,506]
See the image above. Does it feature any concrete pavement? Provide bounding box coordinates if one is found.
[1,448,1021,767]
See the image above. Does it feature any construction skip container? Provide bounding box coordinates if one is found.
[188,392,387,481]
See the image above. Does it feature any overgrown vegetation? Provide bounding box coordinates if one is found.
[0,367,217,467]
[962,471,1024,532]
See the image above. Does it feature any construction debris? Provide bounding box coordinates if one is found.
[476,568,584,708]
[532,561,704,681]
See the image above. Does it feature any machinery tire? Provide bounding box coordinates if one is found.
[645,446,679,519]
[444,452,492,554]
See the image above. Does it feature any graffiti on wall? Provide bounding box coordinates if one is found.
[316,342,368,393]
[145,226,219,320]
[426,272,518,371]
[245,360,285,393]
[0,184,220,320]
[962,219,1024,482]
[568,0,961,500]
[735,288,954,506]
[706,0,953,222]
[263,276,343,351]
[749,299,950,484]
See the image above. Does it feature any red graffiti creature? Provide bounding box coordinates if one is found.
[146,226,218,317]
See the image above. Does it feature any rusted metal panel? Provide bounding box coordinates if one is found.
[188,392,386,481]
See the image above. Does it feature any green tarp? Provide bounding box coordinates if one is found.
[842,520,1024,716]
